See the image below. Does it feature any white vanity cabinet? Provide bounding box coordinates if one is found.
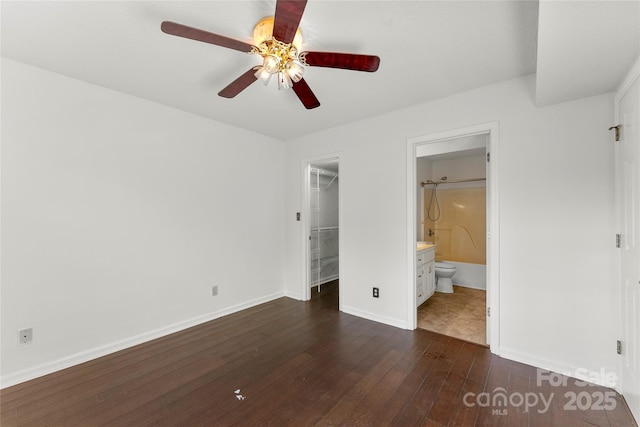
[425,258,435,298]
[416,247,436,307]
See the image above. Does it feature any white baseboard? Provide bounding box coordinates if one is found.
[283,290,304,300]
[498,346,619,389]
[341,305,407,329]
[0,291,285,389]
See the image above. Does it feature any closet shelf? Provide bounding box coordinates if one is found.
[320,256,339,266]
[310,166,339,288]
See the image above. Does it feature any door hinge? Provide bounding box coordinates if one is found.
[487,152,491,162]
[617,340,622,355]
[487,307,490,317]
[616,234,621,248]
[609,125,621,142]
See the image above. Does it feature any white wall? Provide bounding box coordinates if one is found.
[316,174,339,228]
[1,59,286,385]
[0,58,619,389]
[284,74,617,379]
[431,153,486,182]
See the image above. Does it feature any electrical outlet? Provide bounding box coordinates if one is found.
[373,287,379,298]
[212,285,219,296]
[18,328,33,345]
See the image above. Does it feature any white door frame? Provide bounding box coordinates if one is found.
[406,121,500,351]
[613,57,640,420]
[300,153,342,307]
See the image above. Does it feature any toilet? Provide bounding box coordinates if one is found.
[435,262,456,293]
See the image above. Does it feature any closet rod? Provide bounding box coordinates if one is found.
[420,177,486,187]
[310,167,338,178]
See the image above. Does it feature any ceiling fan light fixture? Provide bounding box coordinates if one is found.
[255,67,273,85]
[162,0,379,108]
[277,71,293,90]
[253,16,303,51]
[251,15,306,90]
[285,61,304,83]
[262,54,281,74]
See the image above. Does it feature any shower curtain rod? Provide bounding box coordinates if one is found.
[420,177,486,187]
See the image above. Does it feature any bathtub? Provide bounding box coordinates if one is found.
[441,261,486,290]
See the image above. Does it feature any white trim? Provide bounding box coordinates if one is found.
[406,140,418,329]
[406,122,500,352]
[341,305,408,330]
[283,290,304,300]
[487,124,501,353]
[613,57,640,417]
[499,347,617,389]
[301,160,311,301]
[0,291,286,389]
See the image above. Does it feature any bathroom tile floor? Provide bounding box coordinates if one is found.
[417,285,487,346]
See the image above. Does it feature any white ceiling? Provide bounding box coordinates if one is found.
[536,0,639,106]
[2,1,638,141]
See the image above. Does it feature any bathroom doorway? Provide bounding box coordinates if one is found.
[406,122,499,350]
[304,157,340,304]
[417,147,487,345]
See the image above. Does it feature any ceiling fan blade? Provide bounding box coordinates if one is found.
[300,52,380,72]
[161,21,255,53]
[218,68,259,98]
[292,78,320,109]
[273,0,307,44]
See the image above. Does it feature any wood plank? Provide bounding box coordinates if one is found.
[1,287,636,427]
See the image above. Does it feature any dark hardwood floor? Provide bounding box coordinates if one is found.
[1,283,636,426]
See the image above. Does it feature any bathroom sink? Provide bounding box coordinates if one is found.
[417,242,435,251]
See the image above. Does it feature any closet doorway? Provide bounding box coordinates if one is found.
[304,158,340,304]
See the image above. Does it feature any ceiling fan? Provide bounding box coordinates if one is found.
[161,0,380,109]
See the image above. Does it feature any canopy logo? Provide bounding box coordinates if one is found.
[462,387,553,415]
[464,368,619,416]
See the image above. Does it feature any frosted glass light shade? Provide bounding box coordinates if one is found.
[254,67,272,85]
[262,55,281,74]
[277,71,293,90]
[285,61,304,83]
